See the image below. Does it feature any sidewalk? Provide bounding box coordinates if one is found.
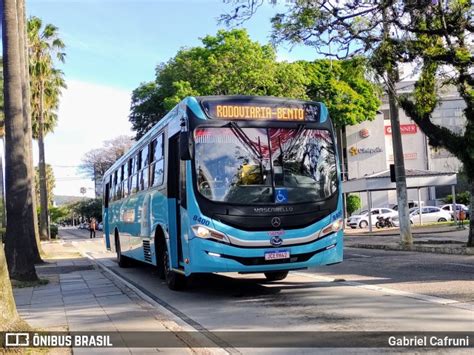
[344,225,473,255]
[11,240,209,354]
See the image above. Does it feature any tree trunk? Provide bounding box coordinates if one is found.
[468,180,473,247]
[38,81,50,240]
[0,243,19,331]
[17,0,43,261]
[3,0,39,281]
[382,6,412,246]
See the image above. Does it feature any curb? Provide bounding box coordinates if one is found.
[347,243,474,255]
[69,242,231,355]
[343,227,463,237]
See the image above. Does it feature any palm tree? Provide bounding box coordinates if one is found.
[28,16,66,240]
[17,0,44,263]
[2,0,39,285]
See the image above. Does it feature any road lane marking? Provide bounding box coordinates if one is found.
[347,253,371,258]
[445,262,474,268]
[293,272,474,312]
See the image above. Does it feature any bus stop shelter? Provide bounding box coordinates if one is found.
[342,169,458,232]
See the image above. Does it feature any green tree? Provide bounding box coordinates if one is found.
[130,29,309,138]
[70,198,102,221]
[50,205,70,223]
[444,192,471,206]
[221,0,473,245]
[34,164,55,207]
[28,16,66,240]
[346,194,362,217]
[130,29,379,138]
[300,59,380,127]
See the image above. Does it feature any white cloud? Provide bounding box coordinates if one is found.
[33,79,133,198]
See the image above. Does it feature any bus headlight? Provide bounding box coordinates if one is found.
[319,218,343,239]
[191,225,230,244]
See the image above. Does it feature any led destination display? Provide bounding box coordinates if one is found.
[215,105,304,120]
[201,99,319,121]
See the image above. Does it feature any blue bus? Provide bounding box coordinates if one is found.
[102,96,343,290]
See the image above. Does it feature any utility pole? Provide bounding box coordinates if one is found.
[382,6,413,246]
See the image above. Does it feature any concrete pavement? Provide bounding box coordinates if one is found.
[12,238,207,354]
[344,225,473,254]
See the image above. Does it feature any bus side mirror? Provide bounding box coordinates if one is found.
[179,131,191,160]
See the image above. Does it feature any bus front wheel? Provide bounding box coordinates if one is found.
[264,271,289,281]
[162,245,187,291]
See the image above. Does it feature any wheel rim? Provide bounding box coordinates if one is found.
[360,221,367,228]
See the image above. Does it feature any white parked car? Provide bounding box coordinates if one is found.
[347,208,398,229]
[440,204,469,219]
[392,206,452,226]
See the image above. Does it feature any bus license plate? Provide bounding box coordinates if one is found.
[264,250,290,261]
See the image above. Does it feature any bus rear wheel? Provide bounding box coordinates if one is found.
[115,234,131,268]
[162,245,187,291]
[264,271,289,281]
[155,237,166,280]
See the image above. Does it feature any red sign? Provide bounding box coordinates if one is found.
[359,128,370,138]
[385,124,418,135]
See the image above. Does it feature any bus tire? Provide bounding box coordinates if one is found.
[162,244,187,291]
[155,230,166,280]
[115,232,131,268]
[264,271,289,281]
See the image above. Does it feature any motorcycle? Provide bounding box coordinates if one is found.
[375,215,393,228]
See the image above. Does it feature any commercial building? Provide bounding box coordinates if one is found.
[341,81,466,210]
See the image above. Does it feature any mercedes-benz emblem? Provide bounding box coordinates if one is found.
[271,217,281,228]
[270,235,283,247]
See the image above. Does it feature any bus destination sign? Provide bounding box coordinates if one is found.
[201,99,319,121]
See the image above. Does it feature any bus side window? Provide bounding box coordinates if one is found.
[104,182,110,208]
[127,157,136,195]
[151,134,164,187]
[109,175,113,202]
[129,155,138,195]
[119,165,125,199]
[113,170,118,200]
[139,145,149,191]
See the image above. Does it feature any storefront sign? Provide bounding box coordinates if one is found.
[349,146,383,156]
[388,153,418,161]
[384,124,418,135]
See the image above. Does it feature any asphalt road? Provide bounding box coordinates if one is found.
[60,228,474,349]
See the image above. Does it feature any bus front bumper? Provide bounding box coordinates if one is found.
[186,231,343,275]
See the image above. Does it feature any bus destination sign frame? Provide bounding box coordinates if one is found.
[201,99,320,122]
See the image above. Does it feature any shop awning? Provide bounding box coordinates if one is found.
[342,169,457,193]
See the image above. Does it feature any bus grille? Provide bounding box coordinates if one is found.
[143,240,152,263]
[216,244,336,266]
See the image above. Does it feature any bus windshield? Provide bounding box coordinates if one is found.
[194,127,337,205]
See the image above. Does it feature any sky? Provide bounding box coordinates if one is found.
[20,0,319,198]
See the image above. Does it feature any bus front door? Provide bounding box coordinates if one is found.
[167,134,184,270]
